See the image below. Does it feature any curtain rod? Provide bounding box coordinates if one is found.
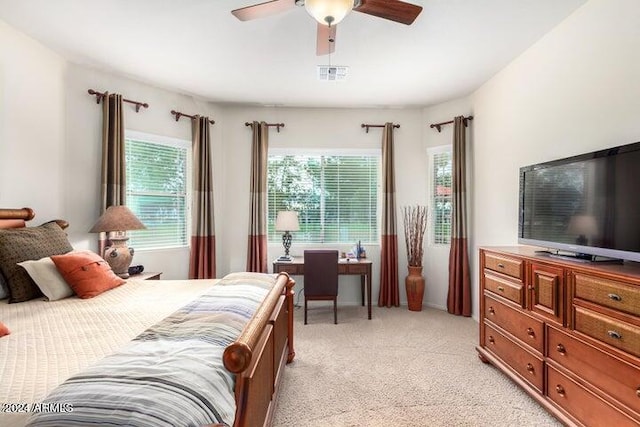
[429,115,473,133]
[361,123,400,133]
[87,89,149,113]
[245,122,285,133]
[171,110,215,125]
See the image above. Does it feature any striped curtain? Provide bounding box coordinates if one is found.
[378,123,399,307]
[189,116,216,279]
[99,93,125,256]
[246,121,269,273]
[447,116,472,316]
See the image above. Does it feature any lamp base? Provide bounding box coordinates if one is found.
[277,255,293,262]
[104,236,135,278]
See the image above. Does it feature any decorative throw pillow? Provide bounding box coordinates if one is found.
[18,257,74,301]
[51,251,125,299]
[0,321,9,337]
[0,222,74,303]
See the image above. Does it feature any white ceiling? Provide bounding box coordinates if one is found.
[0,0,586,108]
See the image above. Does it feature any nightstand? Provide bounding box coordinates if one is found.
[130,272,162,280]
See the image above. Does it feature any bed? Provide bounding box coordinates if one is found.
[0,207,295,427]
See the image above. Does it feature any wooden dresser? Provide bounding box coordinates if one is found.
[478,247,640,426]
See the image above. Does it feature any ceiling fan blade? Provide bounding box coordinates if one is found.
[354,0,423,25]
[316,24,337,56]
[231,0,295,21]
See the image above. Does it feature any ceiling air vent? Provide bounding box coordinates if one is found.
[317,65,348,82]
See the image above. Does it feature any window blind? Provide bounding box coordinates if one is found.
[267,154,380,244]
[432,150,452,245]
[125,136,189,250]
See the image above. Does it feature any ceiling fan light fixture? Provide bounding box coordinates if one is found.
[305,0,355,26]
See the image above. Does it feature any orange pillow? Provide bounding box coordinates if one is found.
[0,321,9,337]
[51,251,125,298]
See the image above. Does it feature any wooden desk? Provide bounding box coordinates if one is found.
[273,257,372,319]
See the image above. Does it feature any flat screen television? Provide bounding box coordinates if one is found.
[518,141,640,263]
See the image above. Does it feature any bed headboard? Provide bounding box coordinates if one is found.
[0,208,69,230]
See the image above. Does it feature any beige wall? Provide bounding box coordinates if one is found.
[0,20,66,221]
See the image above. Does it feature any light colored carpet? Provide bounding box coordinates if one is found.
[272,304,562,427]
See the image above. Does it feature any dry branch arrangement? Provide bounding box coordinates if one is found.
[403,205,428,267]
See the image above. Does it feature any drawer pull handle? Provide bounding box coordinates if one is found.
[555,385,566,397]
[488,336,495,344]
[526,363,535,374]
[488,307,495,315]
[608,293,622,302]
[636,387,640,398]
[556,344,566,355]
[526,328,535,338]
[497,286,505,292]
[497,263,505,268]
[607,330,622,340]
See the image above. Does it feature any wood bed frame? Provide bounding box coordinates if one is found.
[0,207,296,427]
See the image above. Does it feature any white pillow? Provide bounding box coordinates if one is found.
[18,257,74,301]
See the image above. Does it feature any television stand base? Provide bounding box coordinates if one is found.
[535,250,623,264]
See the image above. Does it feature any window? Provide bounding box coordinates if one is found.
[267,150,380,244]
[429,146,452,245]
[125,131,191,250]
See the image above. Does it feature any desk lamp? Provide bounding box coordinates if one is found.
[275,211,299,261]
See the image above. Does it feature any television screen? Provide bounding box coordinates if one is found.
[519,141,640,262]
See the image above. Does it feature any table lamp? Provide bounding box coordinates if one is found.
[89,205,146,278]
[275,211,299,261]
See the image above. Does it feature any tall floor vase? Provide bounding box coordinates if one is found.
[405,265,425,311]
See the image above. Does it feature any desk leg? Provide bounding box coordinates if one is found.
[360,275,365,307]
[366,269,372,320]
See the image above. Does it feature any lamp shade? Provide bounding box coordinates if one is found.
[305,0,354,26]
[89,205,146,233]
[275,211,300,232]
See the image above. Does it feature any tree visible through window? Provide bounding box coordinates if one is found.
[268,153,380,244]
[125,132,190,250]
[431,148,452,244]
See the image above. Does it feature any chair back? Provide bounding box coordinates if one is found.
[303,250,339,297]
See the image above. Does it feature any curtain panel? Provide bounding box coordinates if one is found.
[99,93,125,256]
[189,116,216,279]
[246,121,269,273]
[447,116,472,316]
[378,123,399,307]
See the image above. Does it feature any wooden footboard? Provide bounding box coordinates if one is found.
[223,273,296,427]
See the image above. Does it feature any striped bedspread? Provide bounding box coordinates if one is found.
[26,272,276,427]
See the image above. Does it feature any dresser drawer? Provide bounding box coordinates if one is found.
[484,252,524,280]
[484,273,524,306]
[546,364,639,427]
[484,294,543,353]
[547,325,640,416]
[483,323,543,392]
[574,273,640,317]
[574,306,640,358]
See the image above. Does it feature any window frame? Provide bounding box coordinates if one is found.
[267,147,382,245]
[124,130,192,251]
[427,144,452,246]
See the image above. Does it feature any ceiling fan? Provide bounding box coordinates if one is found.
[231,0,423,56]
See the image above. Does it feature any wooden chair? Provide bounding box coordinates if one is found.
[303,250,339,324]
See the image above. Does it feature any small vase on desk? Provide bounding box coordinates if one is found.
[405,265,425,311]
